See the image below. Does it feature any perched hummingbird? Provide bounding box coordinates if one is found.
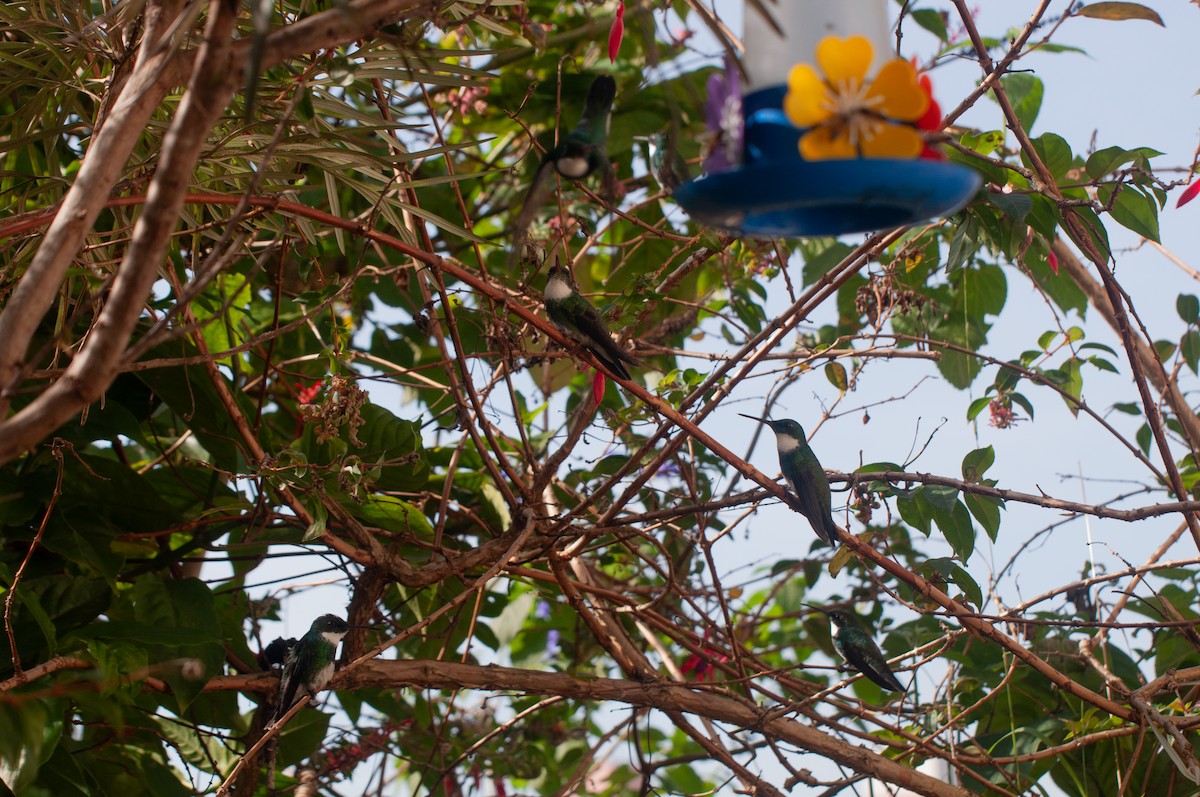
[639,131,690,195]
[738,414,839,549]
[544,263,641,380]
[272,614,349,724]
[807,604,906,693]
[510,74,618,271]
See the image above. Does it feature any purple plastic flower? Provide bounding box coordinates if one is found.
[704,53,744,173]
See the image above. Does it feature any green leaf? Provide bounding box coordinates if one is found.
[1065,355,1084,412]
[824,362,848,392]
[946,216,979,272]
[949,562,984,608]
[1099,184,1160,242]
[353,495,435,536]
[1112,402,1141,415]
[965,493,1003,542]
[1021,133,1073,182]
[1154,339,1177,361]
[897,489,932,535]
[911,8,949,41]
[1076,2,1164,25]
[800,240,856,287]
[933,499,975,562]
[1001,74,1044,132]
[1136,423,1152,455]
[1086,145,1165,179]
[1010,392,1036,420]
[962,446,996,482]
[1180,294,1200,324]
[990,192,1033,224]
[1183,331,1200,374]
[967,396,992,421]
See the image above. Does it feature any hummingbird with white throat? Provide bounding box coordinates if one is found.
[543,262,640,380]
[806,604,906,693]
[271,614,350,724]
[510,74,618,271]
[739,414,839,549]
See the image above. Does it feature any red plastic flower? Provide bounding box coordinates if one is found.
[784,36,929,160]
[915,72,946,161]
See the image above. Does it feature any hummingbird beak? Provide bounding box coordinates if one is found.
[801,603,828,616]
[737,413,770,425]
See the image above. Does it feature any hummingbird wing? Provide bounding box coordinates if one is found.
[783,456,839,548]
[547,298,640,381]
[273,645,304,722]
[841,640,906,693]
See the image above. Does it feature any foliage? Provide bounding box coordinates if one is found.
[1,1,1199,795]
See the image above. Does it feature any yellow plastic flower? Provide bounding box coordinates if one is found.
[783,36,930,160]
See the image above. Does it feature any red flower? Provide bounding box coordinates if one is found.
[296,380,322,405]
[591,369,607,408]
[1178,180,1200,208]
[1047,248,1059,275]
[608,2,625,63]
[681,647,729,682]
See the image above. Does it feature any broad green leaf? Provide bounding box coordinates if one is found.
[1021,133,1074,182]
[1184,331,1200,374]
[1086,145,1165,179]
[1178,294,1200,324]
[967,396,992,421]
[911,8,949,41]
[965,493,1003,542]
[1099,184,1160,242]
[1001,74,1044,132]
[962,446,995,482]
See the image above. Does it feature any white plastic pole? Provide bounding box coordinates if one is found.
[742,0,893,91]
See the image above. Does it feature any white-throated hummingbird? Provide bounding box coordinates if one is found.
[806,604,906,693]
[510,74,618,271]
[271,613,350,724]
[544,262,640,380]
[739,414,839,549]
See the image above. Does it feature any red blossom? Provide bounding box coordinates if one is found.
[608,2,625,63]
[1177,180,1200,208]
[681,647,729,682]
[591,369,607,408]
[296,380,322,405]
[1047,248,1059,275]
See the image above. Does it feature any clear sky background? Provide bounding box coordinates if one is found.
[232,1,1200,793]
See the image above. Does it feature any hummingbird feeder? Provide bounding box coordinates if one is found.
[674,0,981,238]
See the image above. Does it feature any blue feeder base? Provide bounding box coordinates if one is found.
[675,159,983,237]
[675,85,983,238]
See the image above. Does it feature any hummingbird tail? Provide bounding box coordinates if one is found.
[584,75,617,120]
[592,348,632,381]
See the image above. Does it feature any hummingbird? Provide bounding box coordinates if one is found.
[638,131,690,195]
[807,604,906,693]
[544,262,641,381]
[738,414,839,549]
[272,614,350,724]
[510,74,618,271]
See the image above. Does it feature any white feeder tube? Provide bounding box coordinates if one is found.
[742,0,893,91]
